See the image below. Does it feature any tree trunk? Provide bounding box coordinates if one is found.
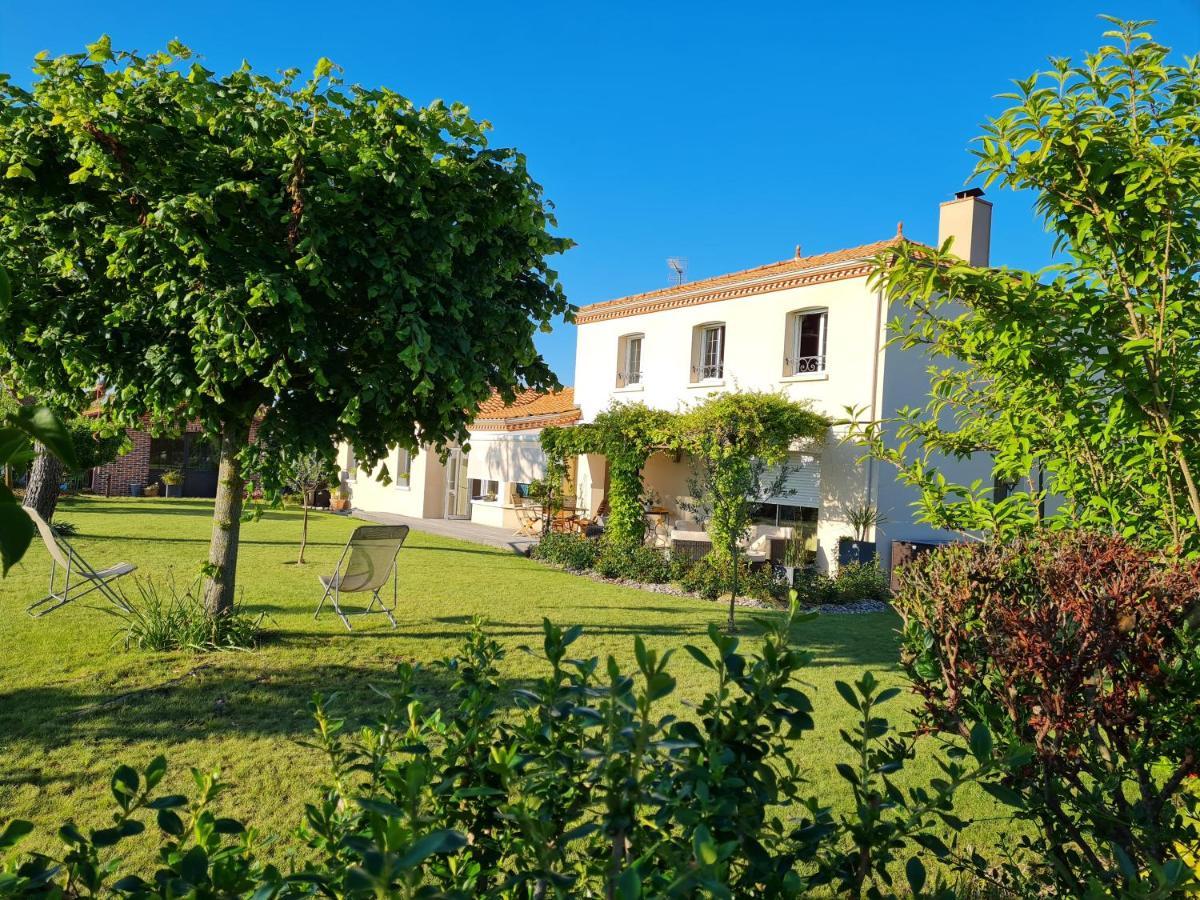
[202,422,248,616]
[727,536,739,633]
[23,443,65,523]
[298,498,309,564]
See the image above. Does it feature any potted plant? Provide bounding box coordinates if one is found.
[161,469,184,498]
[143,482,160,498]
[330,485,351,512]
[838,504,886,568]
[780,534,807,588]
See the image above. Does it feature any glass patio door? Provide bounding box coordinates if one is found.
[445,448,471,519]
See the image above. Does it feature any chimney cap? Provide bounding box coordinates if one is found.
[954,187,985,200]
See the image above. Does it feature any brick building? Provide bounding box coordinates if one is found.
[90,420,218,497]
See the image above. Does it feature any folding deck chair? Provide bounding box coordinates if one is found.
[25,508,136,617]
[315,524,409,630]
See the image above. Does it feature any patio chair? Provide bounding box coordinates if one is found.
[315,524,409,630]
[24,508,136,617]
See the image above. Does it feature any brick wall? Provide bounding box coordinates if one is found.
[91,428,151,496]
[89,418,264,496]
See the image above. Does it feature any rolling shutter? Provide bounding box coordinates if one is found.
[759,452,821,506]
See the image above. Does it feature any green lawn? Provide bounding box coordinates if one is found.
[0,497,1006,869]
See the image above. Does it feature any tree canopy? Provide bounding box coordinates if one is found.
[858,20,1200,556]
[0,40,572,608]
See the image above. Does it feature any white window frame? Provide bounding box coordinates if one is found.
[785,309,828,377]
[616,333,644,388]
[693,323,725,382]
[394,447,413,490]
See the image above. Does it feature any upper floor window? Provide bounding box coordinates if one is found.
[394,447,413,488]
[616,333,644,387]
[692,323,726,382]
[784,309,827,376]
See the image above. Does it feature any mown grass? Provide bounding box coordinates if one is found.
[0,496,1011,871]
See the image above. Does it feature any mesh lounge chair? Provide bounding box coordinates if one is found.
[315,524,409,630]
[25,508,135,617]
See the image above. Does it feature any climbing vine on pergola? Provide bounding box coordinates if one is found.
[541,402,674,549]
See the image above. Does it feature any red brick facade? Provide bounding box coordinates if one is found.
[90,419,259,497]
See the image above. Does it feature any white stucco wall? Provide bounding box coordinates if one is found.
[573,269,886,569]
[573,265,993,571]
[337,442,445,518]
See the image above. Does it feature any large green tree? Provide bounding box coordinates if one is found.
[0,40,572,611]
[857,20,1200,556]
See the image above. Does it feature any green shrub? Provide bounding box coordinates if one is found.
[677,553,727,598]
[49,520,78,538]
[677,554,783,601]
[833,562,891,603]
[0,610,1006,898]
[792,568,838,606]
[530,531,599,571]
[109,578,266,652]
[594,541,670,583]
[896,532,1200,896]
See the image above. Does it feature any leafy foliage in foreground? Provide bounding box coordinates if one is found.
[895,532,1200,896]
[0,605,1008,897]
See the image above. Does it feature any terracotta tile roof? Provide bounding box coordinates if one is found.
[574,235,922,324]
[472,387,581,431]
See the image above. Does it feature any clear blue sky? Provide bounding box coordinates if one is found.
[3,2,1197,382]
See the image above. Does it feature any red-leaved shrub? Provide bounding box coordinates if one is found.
[895,532,1200,894]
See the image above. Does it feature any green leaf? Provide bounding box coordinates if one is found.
[110,764,139,807]
[645,671,676,702]
[692,824,719,866]
[979,781,1024,808]
[906,856,927,895]
[179,845,209,884]
[4,164,34,180]
[682,644,715,670]
[395,829,467,869]
[0,820,33,852]
[0,429,29,467]
[834,680,861,711]
[968,722,994,763]
[616,865,642,900]
[12,407,79,471]
[157,809,184,836]
[0,495,35,575]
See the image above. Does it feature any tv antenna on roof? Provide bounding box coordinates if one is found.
[667,257,688,285]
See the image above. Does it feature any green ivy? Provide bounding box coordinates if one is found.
[542,403,673,549]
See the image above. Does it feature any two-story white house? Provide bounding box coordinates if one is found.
[342,189,993,573]
[569,189,995,571]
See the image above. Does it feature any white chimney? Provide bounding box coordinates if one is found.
[937,188,992,266]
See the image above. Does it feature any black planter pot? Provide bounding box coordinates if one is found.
[164,483,183,498]
[838,539,877,568]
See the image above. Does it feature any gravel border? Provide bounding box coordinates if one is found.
[540,562,893,615]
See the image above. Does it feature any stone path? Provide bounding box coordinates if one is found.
[351,509,537,556]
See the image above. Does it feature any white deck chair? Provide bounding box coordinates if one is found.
[315,524,409,630]
[25,508,135,617]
